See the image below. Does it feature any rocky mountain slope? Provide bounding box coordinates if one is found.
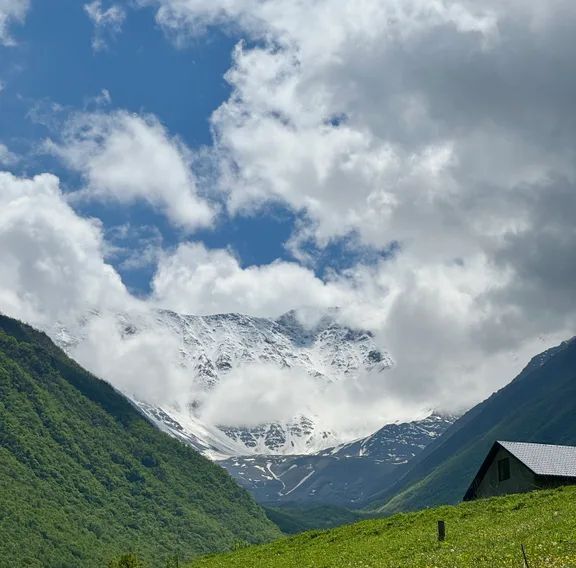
[319,413,456,462]
[50,308,465,509]
[0,314,279,567]
[371,337,576,514]
[53,308,393,459]
[221,413,456,508]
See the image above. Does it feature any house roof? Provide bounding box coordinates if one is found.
[498,441,576,478]
[463,440,576,501]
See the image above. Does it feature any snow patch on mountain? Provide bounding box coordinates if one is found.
[220,413,457,507]
[51,307,394,458]
[321,412,457,463]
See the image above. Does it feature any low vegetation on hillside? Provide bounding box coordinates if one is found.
[0,315,279,567]
[264,504,366,534]
[189,486,576,567]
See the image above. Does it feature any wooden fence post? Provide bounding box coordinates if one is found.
[437,520,446,542]
[521,545,530,568]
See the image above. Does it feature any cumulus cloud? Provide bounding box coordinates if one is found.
[0,169,567,435]
[0,172,133,328]
[71,311,195,406]
[150,242,352,317]
[47,111,215,231]
[0,0,28,45]
[131,0,576,412]
[84,0,126,52]
[143,0,576,253]
[199,362,424,436]
[0,172,193,407]
[2,0,576,437]
[200,364,317,427]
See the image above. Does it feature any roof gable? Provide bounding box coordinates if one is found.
[499,441,576,478]
[463,440,576,500]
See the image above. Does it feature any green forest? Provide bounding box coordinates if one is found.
[0,315,279,567]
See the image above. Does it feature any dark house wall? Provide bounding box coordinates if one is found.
[474,447,538,499]
[536,476,576,491]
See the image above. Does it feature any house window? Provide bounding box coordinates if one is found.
[498,458,511,482]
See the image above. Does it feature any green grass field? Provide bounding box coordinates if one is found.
[189,486,576,567]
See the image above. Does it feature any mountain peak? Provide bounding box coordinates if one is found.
[51,307,393,459]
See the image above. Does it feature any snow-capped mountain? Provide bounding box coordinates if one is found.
[318,412,456,463]
[220,413,457,507]
[52,307,393,459]
[50,307,461,507]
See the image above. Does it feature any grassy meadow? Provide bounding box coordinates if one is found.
[189,486,576,568]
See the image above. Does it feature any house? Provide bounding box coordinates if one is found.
[463,441,576,501]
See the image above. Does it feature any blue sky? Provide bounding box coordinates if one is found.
[0,0,390,296]
[0,1,308,294]
[1,1,233,147]
[1,0,575,415]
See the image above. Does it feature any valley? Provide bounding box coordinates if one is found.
[50,307,458,510]
[2,310,576,566]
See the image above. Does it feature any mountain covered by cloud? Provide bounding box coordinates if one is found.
[51,307,396,456]
[0,0,575,438]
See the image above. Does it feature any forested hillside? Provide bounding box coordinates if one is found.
[0,315,279,567]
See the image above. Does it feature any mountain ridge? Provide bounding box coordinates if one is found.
[371,336,576,514]
[220,412,456,508]
[52,307,394,458]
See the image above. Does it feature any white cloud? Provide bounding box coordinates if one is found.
[0,172,133,328]
[134,0,576,412]
[195,0,572,254]
[85,88,113,108]
[84,0,126,52]
[2,0,576,435]
[0,0,29,45]
[47,110,215,231]
[200,364,317,428]
[199,362,425,435]
[0,172,193,407]
[151,242,351,317]
[0,143,18,166]
[0,169,568,434]
[142,0,576,251]
[105,223,164,271]
[71,311,195,406]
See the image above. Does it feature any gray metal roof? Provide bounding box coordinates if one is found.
[499,441,576,478]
